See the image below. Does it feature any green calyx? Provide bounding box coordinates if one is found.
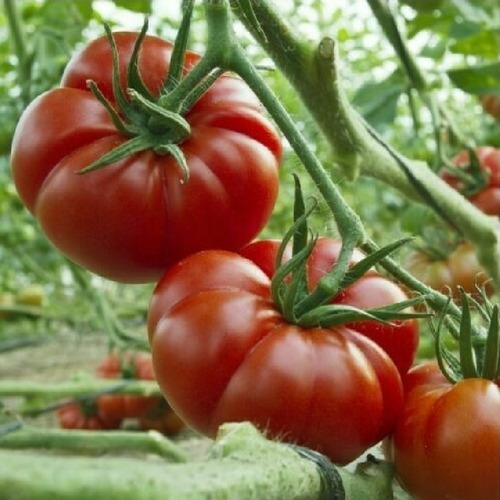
[80,6,200,181]
[271,176,428,329]
[433,288,500,383]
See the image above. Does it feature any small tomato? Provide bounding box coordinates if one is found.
[405,242,492,298]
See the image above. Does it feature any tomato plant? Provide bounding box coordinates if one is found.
[405,242,492,297]
[386,361,500,500]
[240,238,420,377]
[441,146,500,217]
[10,30,282,283]
[148,249,405,465]
[57,401,122,430]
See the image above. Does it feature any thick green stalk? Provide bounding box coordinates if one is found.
[202,1,365,297]
[0,426,188,463]
[230,0,500,290]
[0,422,393,500]
[199,1,498,318]
[3,0,32,105]
[366,0,468,149]
[0,379,162,399]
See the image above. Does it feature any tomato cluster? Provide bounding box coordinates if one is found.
[405,242,492,298]
[12,25,499,499]
[57,351,184,435]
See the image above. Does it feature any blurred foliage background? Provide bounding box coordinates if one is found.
[0,0,499,348]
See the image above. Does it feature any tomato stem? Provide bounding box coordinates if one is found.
[160,0,194,95]
[0,425,187,462]
[458,290,479,378]
[481,305,499,379]
[230,0,500,291]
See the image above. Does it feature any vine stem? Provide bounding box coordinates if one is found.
[0,422,394,500]
[230,0,500,292]
[195,1,495,327]
[201,0,365,297]
[3,0,32,105]
[0,426,188,463]
[0,379,162,399]
[365,0,470,152]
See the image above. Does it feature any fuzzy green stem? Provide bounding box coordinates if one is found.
[3,0,32,105]
[366,0,470,150]
[200,2,366,298]
[0,422,394,500]
[0,379,162,399]
[0,426,187,463]
[230,0,500,291]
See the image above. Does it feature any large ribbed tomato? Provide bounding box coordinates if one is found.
[148,249,405,465]
[10,31,281,283]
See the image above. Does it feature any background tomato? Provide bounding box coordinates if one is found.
[480,94,500,121]
[405,241,492,298]
[240,238,420,377]
[96,351,163,420]
[10,32,281,283]
[57,401,122,430]
[441,146,500,217]
[387,362,500,500]
[148,249,404,465]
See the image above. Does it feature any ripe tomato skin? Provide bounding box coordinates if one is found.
[149,249,404,465]
[11,32,281,283]
[441,146,500,217]
[240,238,419,377]
[387,362,500,500]
[405,242,492,298]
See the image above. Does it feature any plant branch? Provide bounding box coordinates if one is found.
[0,426,188,462]
[3,0,32,105]
[0,379,162,399]
[230,0,500,291]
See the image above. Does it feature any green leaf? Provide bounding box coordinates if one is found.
[351,72,406,130]
[450,29,500,58]
[112,0,152,14]
[447,62,500,95]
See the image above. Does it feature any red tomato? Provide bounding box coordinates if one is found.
[405,242,492,298]
[480,94,500,121]
[387,361,500,500]
[148,249,404,465]
[10,32,281,283]
[96,351,161,420]
[239,238,420,377]
[57,401,122,430]
[441,146,500,217]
